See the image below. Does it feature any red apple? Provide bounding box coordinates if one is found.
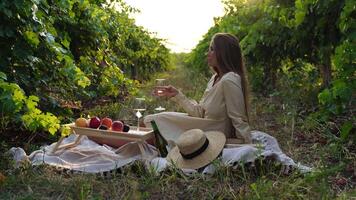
[89,117,101,129]
[112,120,124,132]
[101,117,112,128]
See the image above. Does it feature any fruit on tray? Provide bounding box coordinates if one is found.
[75,117,88,127]
[89,116,101,129]
[112,120,124,132]
[75,116,131,132]
[99,125,108,130]
[123,124,130,132]
[101,117,112,129]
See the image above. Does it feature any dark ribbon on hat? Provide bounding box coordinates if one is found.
[180,138,210,159]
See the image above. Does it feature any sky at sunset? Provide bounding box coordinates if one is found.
[124,0,225,53]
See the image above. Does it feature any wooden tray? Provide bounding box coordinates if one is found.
[51,123,154,159]
[69,123,154,141]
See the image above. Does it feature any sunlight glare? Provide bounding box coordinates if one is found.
[124,0,225,53]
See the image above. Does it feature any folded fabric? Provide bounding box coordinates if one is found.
[9,134,158,173]
[150,130,312,175]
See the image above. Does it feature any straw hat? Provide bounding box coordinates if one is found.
[167,129,226,169]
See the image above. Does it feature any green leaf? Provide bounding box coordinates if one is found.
[340,121,353,141]
[28,95,39,102]
[0,72,7,80]
[49,127,57,135]
[26,96,39,110]
[295,11,306,26]
[13,89,25,102]
[332,80,352,102]
[318,89,332,105]
[61,39,70,49]
[61,125,71,137]
[24,31,40,47]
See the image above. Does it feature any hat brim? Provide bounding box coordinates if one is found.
[166,131,226,170]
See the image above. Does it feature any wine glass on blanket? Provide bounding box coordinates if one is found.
[133,97,146,132]
[154,78,166,112]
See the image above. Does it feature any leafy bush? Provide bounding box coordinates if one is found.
[0,0,171,135]
[0,72,60,134]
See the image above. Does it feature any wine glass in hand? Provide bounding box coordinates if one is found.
[154,85,179,98]
[154,79,166,112]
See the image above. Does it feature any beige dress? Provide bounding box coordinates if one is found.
[144,72,252,145]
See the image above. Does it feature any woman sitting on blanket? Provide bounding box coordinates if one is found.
[144,32,252,147]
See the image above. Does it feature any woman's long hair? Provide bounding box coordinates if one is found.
[211,33,251,122]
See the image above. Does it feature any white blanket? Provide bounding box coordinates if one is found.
[150,131,312,175]
[9,134,158,173]
[9,131,311,174]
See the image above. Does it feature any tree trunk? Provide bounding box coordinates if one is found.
[130,64,137,80]
[262,63,277,96]
[319,56,332,88]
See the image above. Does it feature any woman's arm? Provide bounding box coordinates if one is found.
[222,79,252,143]
[153,85,205,117]
[170,90,205,118]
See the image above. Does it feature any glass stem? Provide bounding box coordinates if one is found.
[137,117,140,131]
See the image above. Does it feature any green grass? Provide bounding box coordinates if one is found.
[0,65,355,199]
[0,157,354,199]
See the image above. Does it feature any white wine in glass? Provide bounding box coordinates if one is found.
[133,97,146,132]
[155,78,166,112]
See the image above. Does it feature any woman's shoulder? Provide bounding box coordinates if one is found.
[209,74,217,82]
[206,74,217,88]
[221,72,241,85]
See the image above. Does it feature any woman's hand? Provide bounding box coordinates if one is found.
[153,85,179,98]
